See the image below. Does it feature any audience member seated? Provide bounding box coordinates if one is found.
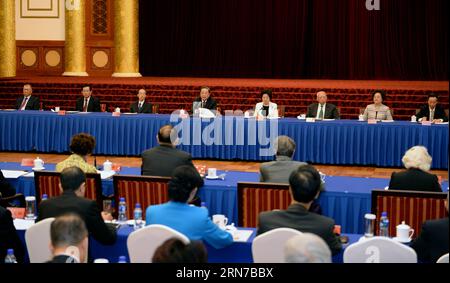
[0,170,16,198]
[145,166,233,249]
[14,84,40,110]
[0,206,25,263]
[362,90,393,121]
[47,214,88,263]
[130,89,152,114]
[75,86,101,112]
[257,165,342,255]
[192,86,218,112]
[141,125,195,177]
[56,133,97,173]
[416,93,449,123]
[411,193,449,263]
[254,89,278,119]
[259,136,306,183]
[152,238,208,263]
[284,233,332,263]
[37,167,116,245]
[388,146,441,192]
[306,91,340,120]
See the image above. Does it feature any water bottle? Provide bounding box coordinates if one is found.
[133,203,143,230]
[379,212,389,237]
[118,197,127,223]
[118,256,127,263]
[4,249,17,263]
[41,194,48,201]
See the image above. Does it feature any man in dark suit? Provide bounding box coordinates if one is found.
[14,84,40,110]
[193,86,218,112]
[416,93,448,123]
[47,214,88,263]
[141,125,195,177]
[75,86,101,112]
[388,146,442,192]
[260,136,307,183]
[411,193,449,263]
[0,206,25,262]
[130,89,152,113]
[306,91,339,119]
[257,165,342,255]
[36,167,116,245]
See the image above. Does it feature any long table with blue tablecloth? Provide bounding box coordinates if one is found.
[15,224,361,263]
[1,111,447,168]
[6,163,448,234]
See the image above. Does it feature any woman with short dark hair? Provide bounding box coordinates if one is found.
[56,133,97,173]
[145,166,233,249]
[362,90,393,121]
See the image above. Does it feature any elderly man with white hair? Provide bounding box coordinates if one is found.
[284,233,332,263]
[388,146,442,192]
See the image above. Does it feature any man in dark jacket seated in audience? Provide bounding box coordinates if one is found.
[0,206,25,262]
[411,193,449,263]
[257,165,342,255]
[37,166,116,245]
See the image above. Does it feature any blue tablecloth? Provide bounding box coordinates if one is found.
[16,226,361,263]
[1,111,447,168]
[3,162,448,234]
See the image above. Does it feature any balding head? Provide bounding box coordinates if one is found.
[275,136,296,158]
[284,233,332,263]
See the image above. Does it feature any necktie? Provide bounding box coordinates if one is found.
[430,110,434,121]
[318,105,324,119]
[138,102,143,111]
[202,100,206,108]
[19,97,29,110]
[83,98,88,112]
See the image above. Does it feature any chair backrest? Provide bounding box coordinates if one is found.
[277,105,285,118]
[152,104,159,114]
[371,190,447,237]
[415,108,421,115]
[25,217,55,263]
[436,253,449,263]
[343,237,417,263]
[237,182,290,228]
[34,171,103,208]
[127,224,190,263]
[113,175,170,220]
[252,228,303,263]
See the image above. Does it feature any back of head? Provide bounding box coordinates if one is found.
[50,213,88,249]
[152,238,207,263]
[275,136,296,158]
[60,167,86,192]
[158,125,174,145]
[401,146,432,172]
[284,233,332,263]
[69,133,96,156]
[168,166,204,202]
[288,165,322,203]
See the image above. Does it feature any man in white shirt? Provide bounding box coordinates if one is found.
[416,93,448,123]
[306,91,340,120]
[130,89,152,113]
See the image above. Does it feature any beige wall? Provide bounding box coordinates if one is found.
[15,0,65,40]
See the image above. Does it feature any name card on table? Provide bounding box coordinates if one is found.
[306,118,315,123]
[367,119,378,124]
[112,112,121,117]
[7,207,25,219]
[421,121,432,126]
[57,110,66,116]
[21,158,34,166]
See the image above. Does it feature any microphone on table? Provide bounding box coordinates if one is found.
[94,155,97,169]
[375,111,378,120]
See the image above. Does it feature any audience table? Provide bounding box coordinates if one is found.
[6,163,448,234]
[15,222,360,263]
[1,111,447,168]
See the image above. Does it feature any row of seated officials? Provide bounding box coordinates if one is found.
[0,126,448,263]
[12,84,449,122]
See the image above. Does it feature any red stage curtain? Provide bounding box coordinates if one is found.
[139,0,448,80]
